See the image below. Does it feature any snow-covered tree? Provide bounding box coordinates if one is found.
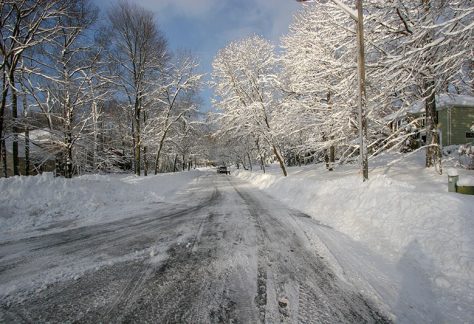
[211,35,288,176]
[105,1,168,175]
[280,0,473,175]
[368,0,474,173]
[0,0,69,175]
[22,0,99,178]
[280,3,359,170]
[141,54,202,174]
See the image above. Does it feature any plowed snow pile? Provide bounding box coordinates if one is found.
[0,171,201,239]
[234,151,474,320]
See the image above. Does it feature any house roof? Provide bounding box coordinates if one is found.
[437,94,474,110]
[384,102,424,122]
[384,93,474,122]
[4,129,60,161]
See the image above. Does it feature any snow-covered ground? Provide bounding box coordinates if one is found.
[1,153,473,322]
[234,151,474,322]
[0,171,202,241]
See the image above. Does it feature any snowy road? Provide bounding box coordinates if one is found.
[0,172,391,323]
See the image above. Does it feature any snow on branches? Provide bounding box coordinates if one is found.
[211,35,288,176]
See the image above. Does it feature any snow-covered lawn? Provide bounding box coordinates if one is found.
[234,152,474,321]
[0,170,202,241]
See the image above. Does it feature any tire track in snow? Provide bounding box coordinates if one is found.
[232,182,274,323]
[100,190,222,322]
[0,188,222,304]
[230,177,391,323]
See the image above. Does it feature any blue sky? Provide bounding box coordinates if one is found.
[94,0,301,112]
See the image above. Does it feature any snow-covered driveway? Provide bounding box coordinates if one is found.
[2,172,392,322]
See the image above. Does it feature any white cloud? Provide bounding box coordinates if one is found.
[252,0,301,41]
[132,0,222,19]
[130,0,299,39]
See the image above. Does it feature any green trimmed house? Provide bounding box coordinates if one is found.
[437,94,474,147]
[385,94,474,149]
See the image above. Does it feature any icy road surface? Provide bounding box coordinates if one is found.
[0,172,391,323]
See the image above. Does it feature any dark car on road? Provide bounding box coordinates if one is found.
[217,166,230,175]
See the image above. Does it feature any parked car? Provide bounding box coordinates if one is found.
[217,166,230,175]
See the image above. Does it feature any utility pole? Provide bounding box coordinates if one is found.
[296,0,369,181]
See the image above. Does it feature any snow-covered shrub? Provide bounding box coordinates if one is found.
[399,122,422,153]
[458,144,474,169]
[443,145,459,156]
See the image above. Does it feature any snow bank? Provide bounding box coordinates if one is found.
[457,175,474,186]
[0,171,201,238]
[447,168,459,177]
[234,155,474,288]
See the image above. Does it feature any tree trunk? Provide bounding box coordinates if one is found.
[66,144,73,178]
[134,114,141,176]
[272,144,287,177]
[0,69,9,165]
[154,140,164,175]
[182,154,186,171]
[133,94,141,176]
[24,123,30,176]
[247,152,252,171]
[327,92,334,171]
[143,145,148,176]
[329,145,335,171]
[325,143,335,171]
[173,154,178,172]
[131,115,136,173]
[154,126,172,174]
[99,110,104,167]
[64,80,73,178]
[92,103,98,171]
[11,71,19,176]
[55,152,63,177]
[1,138,7,178]
[325,148,329,169]
[424,80,442,174]
[242,156,248,170]
[65,109,73,178]
[89,78,99,172]
[22,85,30,176]
[143,110,147,176]
[255,138,265,173]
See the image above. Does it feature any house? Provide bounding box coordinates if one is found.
[385,94,474,148]
[437,94,474,147]
[1,129,58,177]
